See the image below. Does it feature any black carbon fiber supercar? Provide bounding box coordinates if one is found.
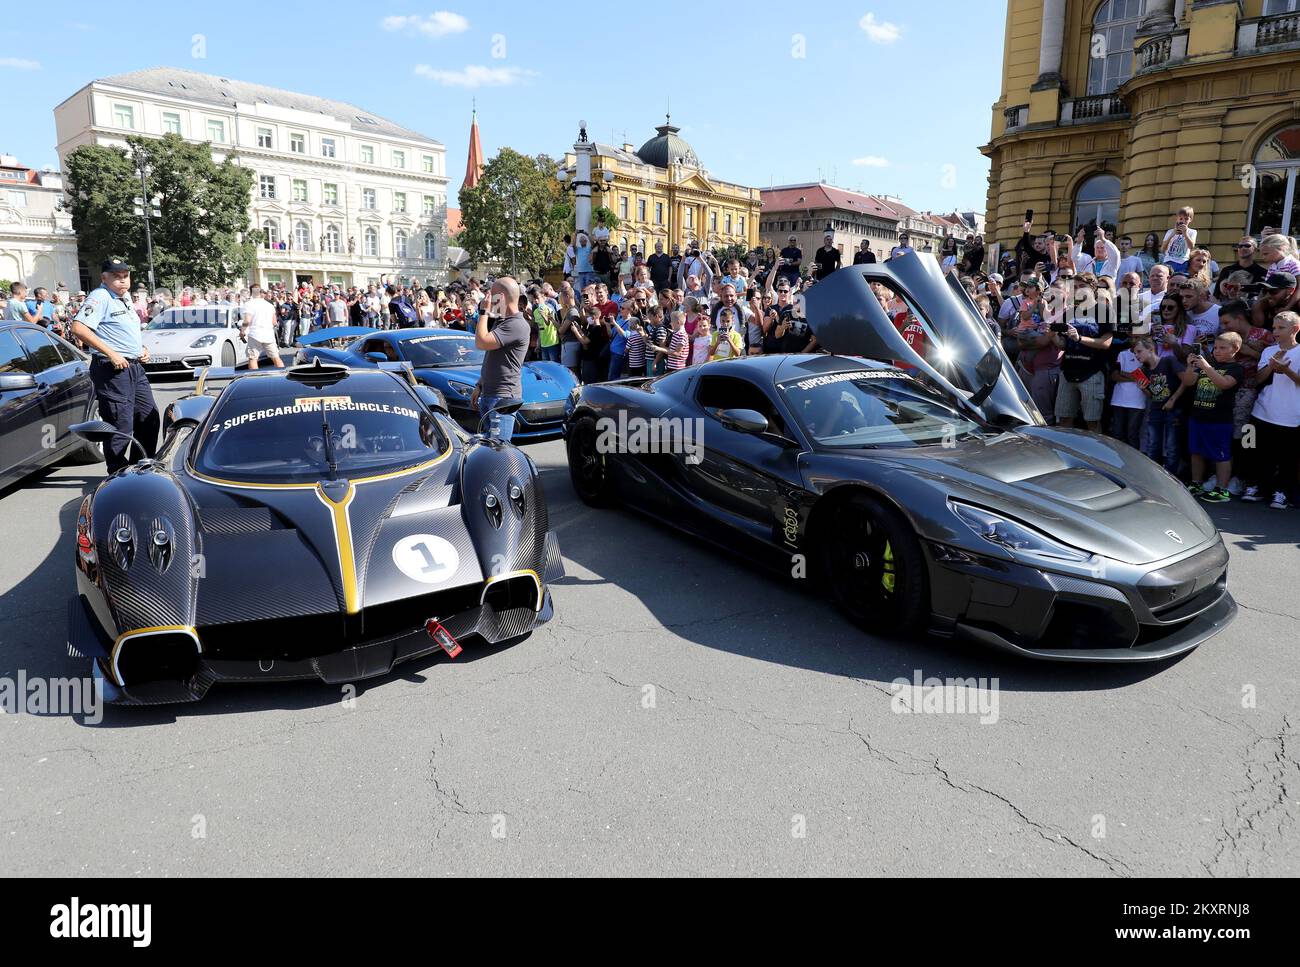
[563,253,1236,662]
[68,361,563,704]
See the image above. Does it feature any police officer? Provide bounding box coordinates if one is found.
[70,258,160,474]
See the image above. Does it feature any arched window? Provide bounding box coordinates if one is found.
[261,218,280,249]
[1248,123,1300,237]
[1073,174,1121,237]
[395,229,408,259]
[1087,0,1147,96]
[364,226,378,257]
[294,221,311,251]
[323,223,340,253]
[424,232,436,260]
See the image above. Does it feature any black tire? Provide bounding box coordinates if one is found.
[566,414,613,507]
[818,492,927,636]
[62,439,103,466]
[220,341,236,367]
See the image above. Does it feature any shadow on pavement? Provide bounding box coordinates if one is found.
[534,463,1195,696]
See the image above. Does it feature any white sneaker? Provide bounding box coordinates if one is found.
[1203,475,1218,490]
[1270,492,1289,510]
[1227,476,1244,496]
[1242,486,1262,502]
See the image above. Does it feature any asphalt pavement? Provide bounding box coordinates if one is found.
[0,377,1296,876]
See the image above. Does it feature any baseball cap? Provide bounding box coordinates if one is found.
[1261,271,1297,290]
[989,273,1004,284]
[101,257,132,273]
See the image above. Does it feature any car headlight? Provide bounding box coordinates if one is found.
[446,380,475,398]
[190,334,217,348]
[949,501,1093,564]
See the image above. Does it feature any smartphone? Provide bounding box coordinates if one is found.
[1025,209,1034,223]
[1050,321,1069,334]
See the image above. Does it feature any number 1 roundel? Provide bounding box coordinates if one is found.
[392,534,460,585]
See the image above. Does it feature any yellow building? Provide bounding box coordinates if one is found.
[983,0,1300,259]
[563,119,761,253]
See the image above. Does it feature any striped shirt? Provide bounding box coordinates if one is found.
[667,328,689,369]
[626,331,646,368]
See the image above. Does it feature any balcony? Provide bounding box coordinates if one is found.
[1240,10,1300,50]
[1135,29,1189,73]
[1059,94,1130,125]
[1003,104,1028,132]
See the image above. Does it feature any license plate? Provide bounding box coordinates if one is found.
[151,355,171,363]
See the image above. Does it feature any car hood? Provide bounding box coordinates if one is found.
[180,454,485,625]
[421,360,575,403]
[143,328,230,348]
[821,427,1217,565]
[804,252,1041,427]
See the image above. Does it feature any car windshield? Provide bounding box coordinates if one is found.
[395,333,484,367]
[779,369,984,448]
[147,308,232,330]
[194,384,446,483]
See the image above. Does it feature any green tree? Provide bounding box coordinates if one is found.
[458,149,571,277]
[65,133,260,289]
[591,205,620,231]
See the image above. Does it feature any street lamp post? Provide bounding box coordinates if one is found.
[507,207,522,277]
[556,120,615,238]
[130,145,160,294]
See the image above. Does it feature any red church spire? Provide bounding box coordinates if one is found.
[464,107,483,190]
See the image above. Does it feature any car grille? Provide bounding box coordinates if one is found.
[520,401,565,423]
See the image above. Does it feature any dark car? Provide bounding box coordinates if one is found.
[0,321,100,490]
[294,328,578,440]
[67,361,563,704]
[563,254,1235,662]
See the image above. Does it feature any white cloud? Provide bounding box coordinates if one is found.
[381,12,469,37]
[852,155,890,168]
[414,64,533,87]
[0,57,40,70]
[859,13,901,44]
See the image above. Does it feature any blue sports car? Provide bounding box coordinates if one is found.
[295,327,577,440]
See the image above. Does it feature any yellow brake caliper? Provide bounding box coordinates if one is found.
[881,541,896,595]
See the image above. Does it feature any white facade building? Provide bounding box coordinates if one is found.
[53,67,450,290]
[0,157,79,292]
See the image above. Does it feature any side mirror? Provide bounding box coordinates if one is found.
[365,352,388,362]
[476,399,523,436]
[970,346,1004,407]
[0,373,37,392]
[70,420,147,462]
[716,408,769,434]
[69,419,123,444]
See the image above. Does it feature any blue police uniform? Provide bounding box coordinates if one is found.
[74,268,159,474]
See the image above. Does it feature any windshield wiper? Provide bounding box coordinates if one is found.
[319,398,339,478]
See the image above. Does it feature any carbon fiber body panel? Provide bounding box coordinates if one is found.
[70,367,562,703]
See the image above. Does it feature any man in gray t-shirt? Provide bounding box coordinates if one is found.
[473,276,530,440]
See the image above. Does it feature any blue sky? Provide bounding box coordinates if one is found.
[3,1,1003,213]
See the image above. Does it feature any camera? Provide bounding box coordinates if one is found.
[1050,321,1069,334]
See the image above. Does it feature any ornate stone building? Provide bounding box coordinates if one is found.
[562,119,760,253]
[54,67,450,289]
[982,0,1300,256]
[0,157,78,290]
